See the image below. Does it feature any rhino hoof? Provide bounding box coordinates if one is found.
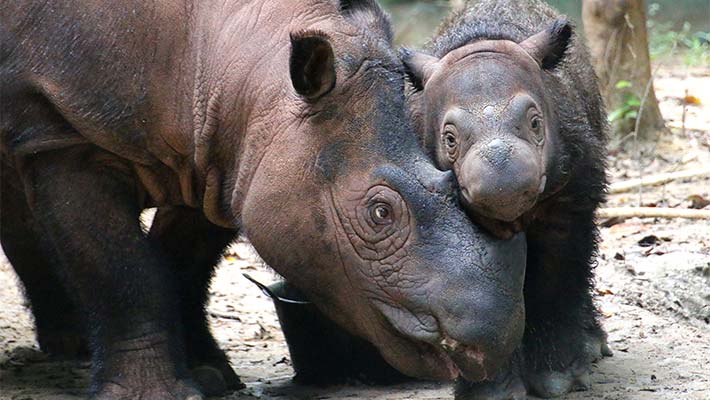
[191,365,228,396]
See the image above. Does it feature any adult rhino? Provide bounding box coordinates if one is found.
[0,0,526,399]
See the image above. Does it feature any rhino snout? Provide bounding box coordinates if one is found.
[373,229,527,382]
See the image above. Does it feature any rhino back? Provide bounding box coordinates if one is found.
[0,0,189,163]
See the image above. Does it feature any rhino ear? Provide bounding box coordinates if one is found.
[519,18,573,70]
[290,32,336,100]
[399,48,440,91]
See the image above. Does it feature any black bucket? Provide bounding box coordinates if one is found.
[244,274,410,385]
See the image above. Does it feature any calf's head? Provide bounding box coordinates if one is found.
[237,2,526,382]
[403,19,573,230]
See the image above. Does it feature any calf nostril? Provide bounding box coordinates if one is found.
[482,138,512,167]
[488,138,505,149]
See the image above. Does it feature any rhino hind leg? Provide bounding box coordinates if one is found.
[0,166,88,359]
[23,147,202,400]
[148,207,244,395]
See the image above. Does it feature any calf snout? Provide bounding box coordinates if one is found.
[458,138,543,222]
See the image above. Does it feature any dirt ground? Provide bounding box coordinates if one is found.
[1,67,708,400]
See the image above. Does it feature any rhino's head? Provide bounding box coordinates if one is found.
[402,19,574,238]
[238,1,526,382]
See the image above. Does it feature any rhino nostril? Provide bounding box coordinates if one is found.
[440,335,460,352]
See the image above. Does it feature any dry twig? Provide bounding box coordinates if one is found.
[598,207,710,219]
[609,168,710,193]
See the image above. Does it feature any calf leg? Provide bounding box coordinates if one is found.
[520,212,611,398]
[455,212,609,400]
[1,167,88,359]
[22,147,201,400]
[148,206,243,395]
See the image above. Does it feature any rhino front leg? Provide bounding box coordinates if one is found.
[1,166,88,359]
[23,147,202,400]
[148,206,243,396]
[454,351,526,400]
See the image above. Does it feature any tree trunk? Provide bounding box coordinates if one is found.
[582,0,666,143]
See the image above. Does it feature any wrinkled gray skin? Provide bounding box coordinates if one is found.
[1,0,527,399]
[404,35,561,232]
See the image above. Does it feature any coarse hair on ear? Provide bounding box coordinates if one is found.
[338,0,393,43]
[290,31,336,100]
[519,18,573,70]
[399,47,440,91]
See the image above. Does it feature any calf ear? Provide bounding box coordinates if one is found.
[399,48,440,91]
[519,18,573,70]
[290,32,336,100]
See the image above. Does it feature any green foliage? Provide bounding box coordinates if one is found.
[608,81,641,123]
[615,80,633,89]
[648,4,710,66]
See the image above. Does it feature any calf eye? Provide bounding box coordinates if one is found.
[528,112,545,145]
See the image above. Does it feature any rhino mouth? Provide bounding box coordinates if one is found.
[379,320,492,382]
[373,300,492,382]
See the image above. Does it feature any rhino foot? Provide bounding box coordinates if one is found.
[38,328,89,360]
[456,329,611,400]
[526,330,612,398]
[191,364,245,396]
[455,367,526,400]
[93,379,203,400]
[527,369,590,398]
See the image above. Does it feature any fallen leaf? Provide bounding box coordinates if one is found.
[601,216,625,227]
[687,194,710,209]
[614,252,626,260]
[609,222,649,237]
[638,235,661,247]
[683,94,702,105]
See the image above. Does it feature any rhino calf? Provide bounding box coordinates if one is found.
[1,1,527,399]
[402,0,611,398]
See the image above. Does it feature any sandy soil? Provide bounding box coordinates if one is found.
[1,67,709,399]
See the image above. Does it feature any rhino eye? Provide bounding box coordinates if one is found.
[370,203,392,224]
[332,185,411,261]
[442,125,459,162]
